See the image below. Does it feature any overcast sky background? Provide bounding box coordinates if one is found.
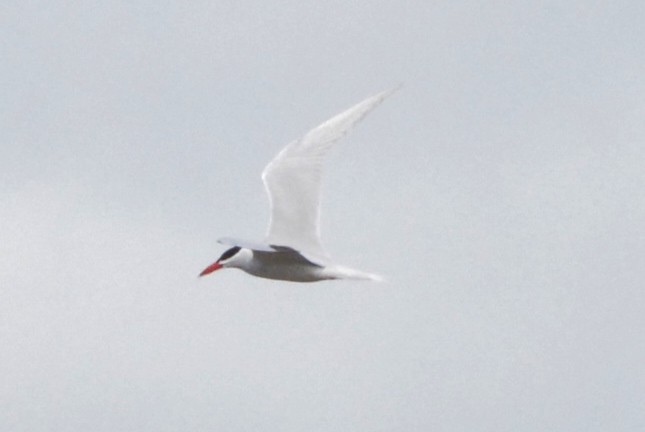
[2,1,644,431]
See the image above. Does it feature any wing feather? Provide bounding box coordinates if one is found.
[261,87,397,257]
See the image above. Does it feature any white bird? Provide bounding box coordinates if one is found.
[199,88,396,282]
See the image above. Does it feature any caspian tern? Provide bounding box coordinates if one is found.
[199,88,396,282]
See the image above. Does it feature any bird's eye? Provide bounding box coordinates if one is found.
[219,246,241,261]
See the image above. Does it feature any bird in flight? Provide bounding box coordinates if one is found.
[199,88,397,282]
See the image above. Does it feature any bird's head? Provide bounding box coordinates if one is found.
[199,246,250,276]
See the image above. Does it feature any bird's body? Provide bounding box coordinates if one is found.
[212,246,379,282]
[199,88,396,282]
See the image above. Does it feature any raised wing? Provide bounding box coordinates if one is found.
[261,87,397,257]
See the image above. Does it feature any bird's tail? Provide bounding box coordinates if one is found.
[331,265,384,282]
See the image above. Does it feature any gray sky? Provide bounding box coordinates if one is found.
[2,1,644,431]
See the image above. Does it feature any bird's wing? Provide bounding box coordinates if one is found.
[261,87,397,257]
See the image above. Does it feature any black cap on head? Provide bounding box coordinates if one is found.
[218,246,241,262]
